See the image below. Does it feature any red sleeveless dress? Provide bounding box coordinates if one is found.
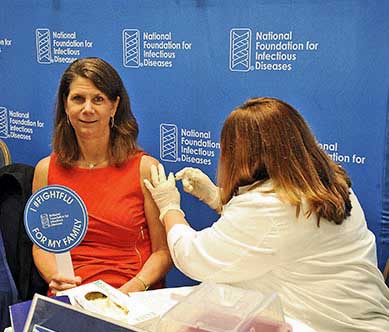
[48,152,153,288]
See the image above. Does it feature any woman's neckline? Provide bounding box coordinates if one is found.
[76,159,110,169]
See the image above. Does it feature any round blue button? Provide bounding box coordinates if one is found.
[24,185,88,253]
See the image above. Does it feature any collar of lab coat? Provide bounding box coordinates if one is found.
[237,179,273,195]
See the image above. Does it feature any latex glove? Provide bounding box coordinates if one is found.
[144,164,185,221]
[175,167,221,211]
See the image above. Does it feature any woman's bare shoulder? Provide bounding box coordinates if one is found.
[33,156,51,191]
[140,155,159,179]
[36,156,51,170]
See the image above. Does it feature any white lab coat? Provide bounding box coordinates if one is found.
[168,180,389,332]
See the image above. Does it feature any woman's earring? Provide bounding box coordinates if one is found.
[110,115,115,129]
[66,114,70,125]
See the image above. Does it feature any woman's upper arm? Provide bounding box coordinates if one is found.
[140,155,169,252]
[32,156,50,193]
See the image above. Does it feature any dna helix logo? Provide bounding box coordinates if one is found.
[36,28,53,64]
[160,124,178,162]
[122,29,140,68]
[229,28,252,72]
[0,107,9,138]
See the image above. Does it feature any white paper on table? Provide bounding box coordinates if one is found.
[125,286,196,330]
[59,282,316,332]
[58,281,196,331]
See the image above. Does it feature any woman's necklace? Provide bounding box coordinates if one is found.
[87,162,103,169]
[82,159,108,169]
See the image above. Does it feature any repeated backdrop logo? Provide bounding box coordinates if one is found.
[160,124,220,166]
[158,124,367,167]
[122,29,193,69]
[0,106,45,141]
[35,28,95,64]
[0,28,97,142]
[228,28,368,165]
[229,28,319,72]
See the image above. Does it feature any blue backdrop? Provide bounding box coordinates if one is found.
[1,0,388,287]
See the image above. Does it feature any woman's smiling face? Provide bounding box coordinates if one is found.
[65,76,119,140]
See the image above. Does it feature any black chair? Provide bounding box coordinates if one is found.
[0,230,18,331]
[0,164,48,330]
[0,139,11,168]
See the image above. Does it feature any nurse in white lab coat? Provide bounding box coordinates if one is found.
[144,97,389,332]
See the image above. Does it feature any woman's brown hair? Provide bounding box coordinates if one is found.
[52,57,140,167]
[217,97,351,225]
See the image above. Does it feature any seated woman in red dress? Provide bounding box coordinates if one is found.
[32,57,172,294]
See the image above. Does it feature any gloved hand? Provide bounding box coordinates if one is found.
[175,167,221,211]
[144,164,185,221]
